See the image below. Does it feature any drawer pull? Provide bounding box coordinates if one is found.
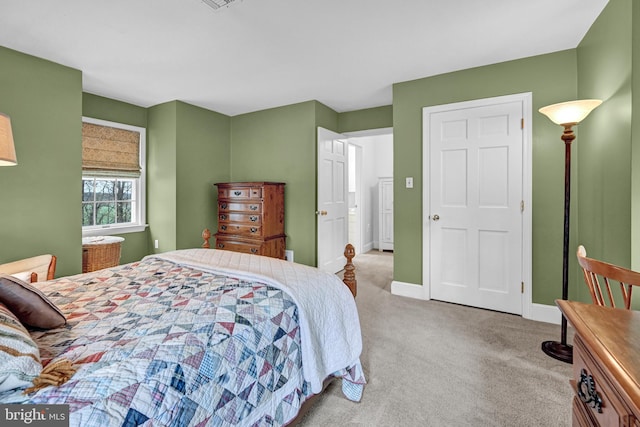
[221,203,227,209]
[220,225,227,231]
[217,243,225,249]
[250,227,258,233]
[250,215,258,222]
[250,248,258,254]
[234,191,242,196]
[577,369,603,413]
[250,205,258,211]
[220,214,227,220]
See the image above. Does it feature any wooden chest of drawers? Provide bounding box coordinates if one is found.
[557,300,640,427]
[214,182,286,259]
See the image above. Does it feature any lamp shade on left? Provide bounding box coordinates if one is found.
[539,99,602,126]
[0,112,17,166]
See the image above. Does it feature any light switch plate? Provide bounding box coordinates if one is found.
[406,177,413,188]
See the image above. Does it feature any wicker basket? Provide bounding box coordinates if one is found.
[82,237,124,273]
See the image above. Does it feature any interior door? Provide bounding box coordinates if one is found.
[317,127,349,273]
[427,99,524,315]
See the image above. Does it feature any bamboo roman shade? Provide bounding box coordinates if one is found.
[82,122,141,176]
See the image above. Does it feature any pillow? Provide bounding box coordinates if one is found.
[10,271,33,283]
[0,274,66,329]
[0,302,42,392]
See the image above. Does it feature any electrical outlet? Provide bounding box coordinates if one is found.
[285,250,294,262]
[154,239,159,249]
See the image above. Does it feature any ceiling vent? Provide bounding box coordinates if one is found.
[202,0,239,10]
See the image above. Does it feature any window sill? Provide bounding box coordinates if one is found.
[82,224,148,237]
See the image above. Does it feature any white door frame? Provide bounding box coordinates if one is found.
[422,93,533,319]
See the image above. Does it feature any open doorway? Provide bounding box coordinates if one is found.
[345,128,393,255]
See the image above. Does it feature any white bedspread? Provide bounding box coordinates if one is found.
[151,249,363,394]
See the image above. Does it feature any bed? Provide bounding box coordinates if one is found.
[0,246,365,426]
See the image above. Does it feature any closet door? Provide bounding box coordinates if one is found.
[378,178,394,251]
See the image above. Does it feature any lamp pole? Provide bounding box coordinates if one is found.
[541,123,576,363]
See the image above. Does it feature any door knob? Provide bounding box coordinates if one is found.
[315,210,328,216]
[432,214,440,221]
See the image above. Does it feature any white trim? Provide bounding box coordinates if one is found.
[422,92,533,317]
[82,224,148,236]
[529,303,563,325]
[390,280,428,300]
[81,117,147,237]
[343,127,393,138]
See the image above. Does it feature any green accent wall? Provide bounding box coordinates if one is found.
[148,101,231,254]
[338,105,393,133]
[148,102,178,253]
[0,46,82,277]
[82,93,150,264]
[176,101,231,249]
[392,50,578,305]
[632,0,640,271]
[230,101,321,266]
[576,0,633,299]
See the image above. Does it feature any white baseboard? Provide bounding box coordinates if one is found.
[362,242,374,253]
[390,281,428,300]
[528,303,562,325]
[390,280,561,325]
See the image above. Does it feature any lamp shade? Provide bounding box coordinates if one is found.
[539,99,602,126]
[0,112,17,166]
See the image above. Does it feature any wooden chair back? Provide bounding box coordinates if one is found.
[576,245,640,309]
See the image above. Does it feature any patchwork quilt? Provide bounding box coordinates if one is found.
[0,255,365,426]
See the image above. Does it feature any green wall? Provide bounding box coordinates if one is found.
[230,101,320,266]
[148,102,179,253]
[338,105,393,133]
[0,46,83,277]
[82,93,150,264]
[148,101,232,254]
[576,0,633,295]
[632,0,640,271]
[176,101,231,249]
[392,50,578,305]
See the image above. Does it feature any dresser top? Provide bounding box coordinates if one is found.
[215,182,285,186]
[557,300,640,409]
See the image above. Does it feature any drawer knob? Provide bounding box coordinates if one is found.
[577,369,603,414]
[250,205,258,211]
[220,214,227,220]
[250,227,258,233]
[250,248,258,254]
[221,203,227,209]
[250,215,258,222]
[234,191,242,196]
[220,225,227,231]
[217,243,224,249]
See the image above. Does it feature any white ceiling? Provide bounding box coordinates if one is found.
[0,0,609,116]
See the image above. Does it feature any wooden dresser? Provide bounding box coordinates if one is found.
[214,182,286,259]
[557,300,640,426]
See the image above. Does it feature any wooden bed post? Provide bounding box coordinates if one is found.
[202,228,357,298]
[202,228,211,249]
[343,243,357,298]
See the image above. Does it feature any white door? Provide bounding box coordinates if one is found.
[425,98,525,315]
[378,178,394,251]
[317,127,348,273]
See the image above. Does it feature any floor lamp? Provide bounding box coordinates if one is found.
[539,99,602,364]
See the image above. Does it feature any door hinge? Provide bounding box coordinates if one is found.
[521,282,524,294]
[520,200,524,212]
[521,118,524,129]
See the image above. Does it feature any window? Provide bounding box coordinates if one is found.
[82,117,146,236]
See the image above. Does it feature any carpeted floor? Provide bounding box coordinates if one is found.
[297,250,574,426]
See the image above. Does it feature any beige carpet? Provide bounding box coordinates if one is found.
[297,250,574,426]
